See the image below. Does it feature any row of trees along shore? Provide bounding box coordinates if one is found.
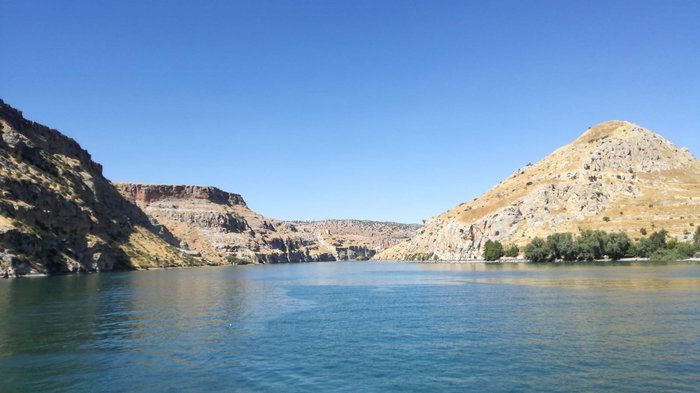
[482,227,700,262]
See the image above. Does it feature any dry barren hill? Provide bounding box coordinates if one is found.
[289,220,420,257]
[376,121,700,261]
[116,183,420,264]
[0,100,191,276]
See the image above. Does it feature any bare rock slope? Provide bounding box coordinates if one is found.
[0,100,192,276]
[376,121,700,260]
[116,183,420,264]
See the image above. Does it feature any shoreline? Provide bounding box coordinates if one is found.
[4,257,700,280]
[377,257,700,264]
[0,262,237,280]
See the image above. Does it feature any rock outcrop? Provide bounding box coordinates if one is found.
[0,100,194,276]
[376,121,700,260]
[116,183,420,264]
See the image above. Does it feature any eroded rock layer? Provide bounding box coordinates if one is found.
[116,183,420,264]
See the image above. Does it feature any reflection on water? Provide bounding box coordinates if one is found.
[466,277,700,290]
[1,262,700,392]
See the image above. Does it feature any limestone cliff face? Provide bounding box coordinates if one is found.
[116,183,420,264]
[376,121,700,260]
[118,184,246,206]
[0,100,193,276]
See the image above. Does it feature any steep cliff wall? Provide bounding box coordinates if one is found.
[0,100,193,276]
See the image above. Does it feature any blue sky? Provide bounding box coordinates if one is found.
[1,0,698,224]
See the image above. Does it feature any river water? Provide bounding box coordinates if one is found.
[1,261,699,392]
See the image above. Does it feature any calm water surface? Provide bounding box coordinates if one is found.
[1,261,699,392]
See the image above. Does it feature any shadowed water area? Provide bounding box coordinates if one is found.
[1,261,699,392]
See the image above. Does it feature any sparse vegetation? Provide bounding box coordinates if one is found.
[405,252,437,261]
[226,255,252,265]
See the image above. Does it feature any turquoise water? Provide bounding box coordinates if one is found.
[1,261,700,392]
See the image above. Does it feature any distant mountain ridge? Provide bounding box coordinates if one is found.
[116,183,420,263]
[376,121,700,260]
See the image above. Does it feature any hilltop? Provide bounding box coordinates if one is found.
[376,121,700,260]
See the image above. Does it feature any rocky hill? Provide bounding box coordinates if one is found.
[0,100,193,276]
[116,183,420,264]
[289,220,420,259]
[376,121,700,260]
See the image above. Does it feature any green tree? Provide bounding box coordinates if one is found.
[604,232,631,260]
[575,230,608,261]
[546,232,576,261]
[483,240,504,261]
[634,237,653,257]
[504,244,519,258]
[649,229,668,249]
[634,230,669,257]
[524,237,551,262]
[694,227,700,249]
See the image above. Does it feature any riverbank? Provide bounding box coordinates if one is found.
[0,259,347,279]
[389,257,700,264]
[5,257,700,279]
[0,262,234,280]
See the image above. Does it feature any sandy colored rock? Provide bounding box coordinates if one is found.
[116,183,420,264]
[376,121,700,260]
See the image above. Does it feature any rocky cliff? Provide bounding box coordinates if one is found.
[116,183,420,264]
[376,121,700,260]
[0,100,194,276]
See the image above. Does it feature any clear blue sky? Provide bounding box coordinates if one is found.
[2,0,698,224]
